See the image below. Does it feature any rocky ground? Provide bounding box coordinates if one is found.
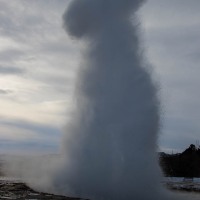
[0,179,82,200]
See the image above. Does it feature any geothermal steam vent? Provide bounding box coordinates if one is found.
[53,0,166,199]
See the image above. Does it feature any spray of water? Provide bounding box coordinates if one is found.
[50,0,165,199]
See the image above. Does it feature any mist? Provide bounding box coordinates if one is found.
[50,0,164,199]
[3,0,198,200]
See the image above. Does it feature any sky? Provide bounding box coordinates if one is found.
[0,0,199,154]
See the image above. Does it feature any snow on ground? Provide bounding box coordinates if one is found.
[163,177,200,183]
[0,177,22,182]
[162,177,200,192]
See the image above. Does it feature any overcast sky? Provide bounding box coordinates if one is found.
[0,0,199,154]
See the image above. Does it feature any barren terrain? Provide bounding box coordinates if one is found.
[0,178,81,200]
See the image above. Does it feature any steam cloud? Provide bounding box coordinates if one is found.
[50,0,165,199]
[4,1,198,200]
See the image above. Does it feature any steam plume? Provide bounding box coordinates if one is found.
[52,0,165,199]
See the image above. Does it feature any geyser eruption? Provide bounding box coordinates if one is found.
[52,0,165,199]
[1,1,199,200]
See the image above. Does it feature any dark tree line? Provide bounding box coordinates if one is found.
[159,144,200,177]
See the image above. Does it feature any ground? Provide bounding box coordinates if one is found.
[163,177,200,193]
[0,178,82,200]
[1,177,200,199]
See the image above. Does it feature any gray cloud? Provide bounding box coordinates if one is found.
[140,0,200,152]
[1,119,62,138]
[0,65,24,75]
[0,1,68,42]
[0,139,59,154]
[0,117,62,153]
[0,49,25,62]
[0,89,12,95]
[0,0,77,97]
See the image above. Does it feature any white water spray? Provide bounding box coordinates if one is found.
[51,0,166,199]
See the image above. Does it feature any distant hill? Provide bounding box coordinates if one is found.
[159,144,200,177]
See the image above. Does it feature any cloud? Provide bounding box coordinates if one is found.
[140,0,200,152]
[0,117,62,154]
[0,98,70,126]
[0,65,24,75]
[0,140,59,154]
[0,1,76,133]
[0,89,12,95]
[0,49,25,62]
[0,0,78,99]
